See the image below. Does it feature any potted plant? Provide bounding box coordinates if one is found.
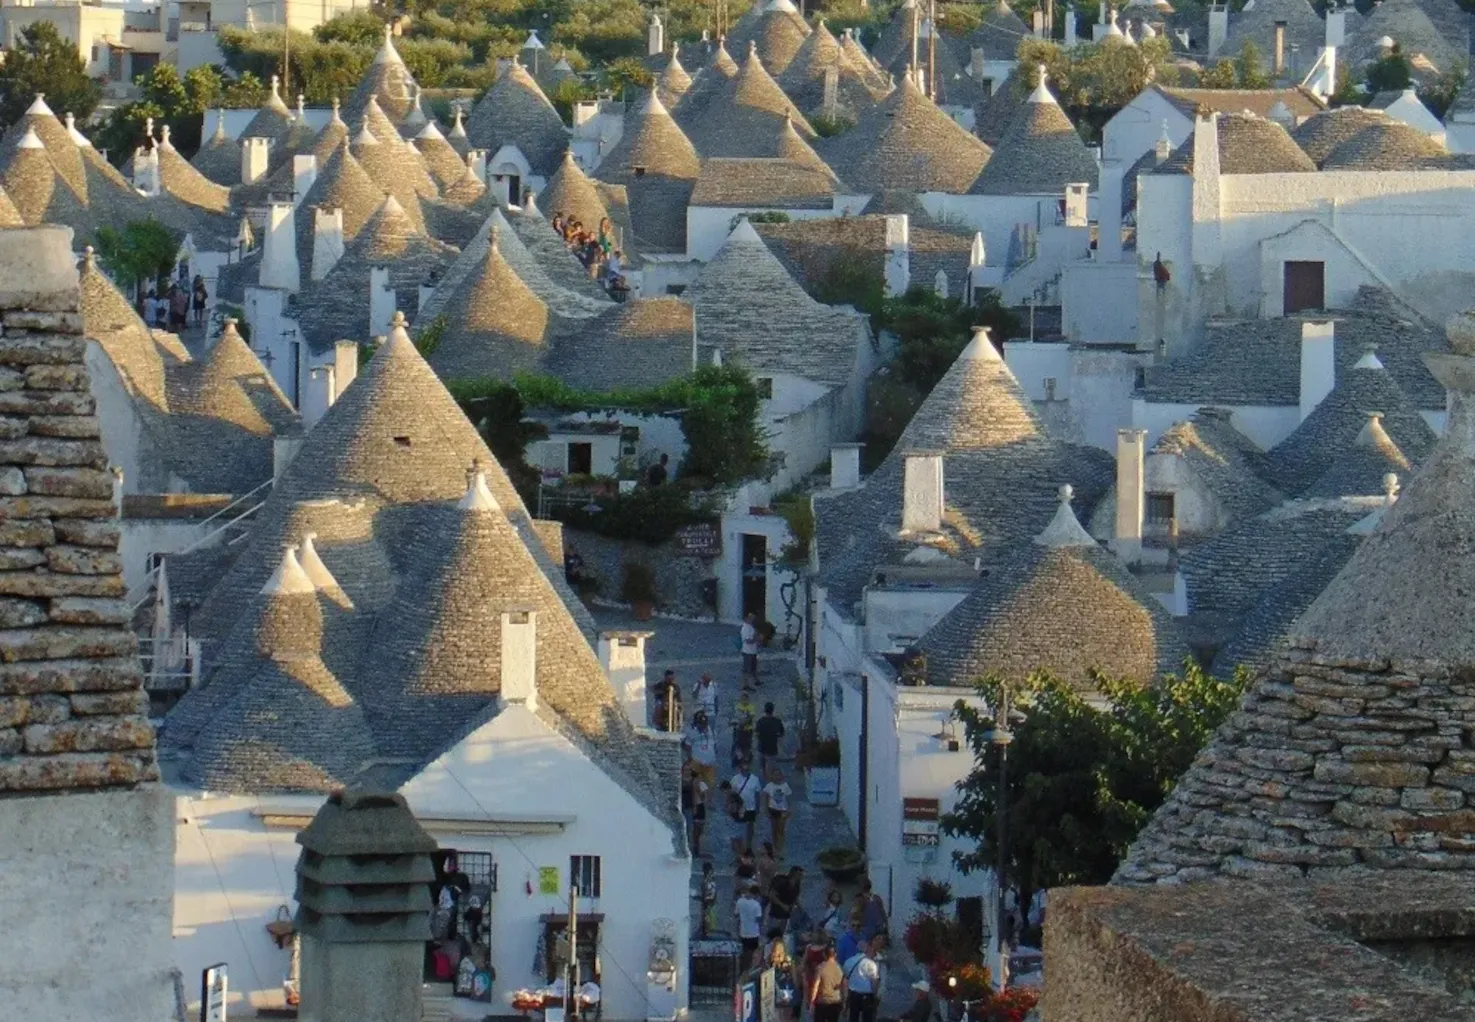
[915,877,954,910]
[817,846,866,884]
[805,737,841,806]
[621,561,657,620]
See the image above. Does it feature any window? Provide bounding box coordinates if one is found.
[459,851,497,893]
[567,442,593,475]
[570,855,601,899]
[755,377,774,399]
[1147,492,1175,524]
[665,284,687,297]
[1042,377,1057,401]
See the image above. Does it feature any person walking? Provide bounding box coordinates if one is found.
[143,289,159,330]
[735,884,764,970]
[684,711,718,790]
[740,613,761,685]
[729,760,762,854]
[693,672,718,719]
[682,760,709,857]
[732,688,756,768]
[855,879,889,943]
[818,889,846,942]
[699,861,718,938]
[169,284,189,331]
[764,767,793,857]
[756,702,785,775]
[840,937,882,1022]
[808,944,844,1022]
[766,865,802,945]
[191,274,208,327]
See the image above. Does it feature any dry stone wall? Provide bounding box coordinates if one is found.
[0,225,156,793]
[1119,636,1475,882]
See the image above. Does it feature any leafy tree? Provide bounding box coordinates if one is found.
[1365,44,1413,93]
[942,664,1247,917]
[551,0,646,63]
[548,75,596,121]
[880,287,1019,392]
[313,10,387,46]
[1015,36,1180,139]
[0,21,101,127]
[449,377,545,503]
[604,56,654,98]
[399,37,474,86]
[94,219,180,300]
[1194,58,1238,89]
[1235,40,1271,88]
[1418,66,1467,120]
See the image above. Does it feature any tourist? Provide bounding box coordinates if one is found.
[552,213,565,236]
[682,760,709,857]
[693,672,718,719]
[735,884,764,970]
[855,879,888,943]
[684,711,718,788]
[756,702,785,774]
[654,670,682,732]
[841,936,882,1022]
[835,912,863,966]
[605,247,623,284]
[699,861,718,937]
[741,612,761,685]
[767,865,802,943]
[143,289,159,329]
[646,452,669,487]
[191,274,208,327]
[818,889,845,942]
[732,688,756,768]
[807,944,844,1022]
[735,845,757,885]
[729,760,762,853]
[767,936,798,1019]
[169,284,189,331]
[764,766,793,857]
[756,842,779,909]
[800,926,831,1009]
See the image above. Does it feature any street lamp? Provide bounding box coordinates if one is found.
[987,684,1015,994]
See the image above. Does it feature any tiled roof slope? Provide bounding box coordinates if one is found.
[1321,119,1471,170]
[725,2,810,76]
[1290,106,1394,166]
[684,46,817,158]
[1138,288,1448,410]
[0,225,157,794]
[973,68,1025,146]
[813,332,1113,610]
[1345,0,1464,72]
[595,92,701,184]
[1152,407,1283,522]
[1221,0,1325,76]
[778,19,890,120]
[1300,413,1414,499]
[1153,85,1324,122]
[191,118,239,186]
[293,143,387,283]
[968,0,1031,61]
[917,489,1188,688]
[820,74,992,192]
[163,323,679,844]
[464,60,570,177]
[682,219,870,386]
[970,74,1097,194]
[690,156,836,208]
[1156,111,1317,174]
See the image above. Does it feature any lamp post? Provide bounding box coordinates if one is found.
[988,684,1015,994]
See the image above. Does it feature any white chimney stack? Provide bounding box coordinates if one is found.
[901,452,944,534]
[648,12,664,56]
[241,135,270,185]
[312,206,344,281]
[259,200,300,293]
[1064,182,1088,227]
[467,149,488,184]
[1208,4,1228,56]
[830,444,862,489]
[501,608,538,710]
[292,154,317,207]
[1299,321,1335,421]
[1064,5,1078,46]
[1113,428,1147,563]
[369,266,395,337]
[884,214,910,297]
[599,630,652,728]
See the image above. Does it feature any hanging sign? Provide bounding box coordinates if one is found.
[201,964,228,1022]
[675,523,721,557]
[539,866,561,895]
[903,797,941,857]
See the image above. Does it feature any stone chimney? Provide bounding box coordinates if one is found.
[132,144,159,196]
[501,608,538,710]
[292,153,317,207]
[599,630,652,727]
[241,135,270,185]
[1207,3,1227,56]
[1299,321,1335,421]
[884,214,910,297]
[1112,428,1147,564]
[901,452,944,534]
[369,267,395,337]
[293,792,436,1022]
[259,200,300,293]
[0,225,173,1022]
[467,148,488,184]
[830,443,863,489]
[648,11,664,55]
[1273,21,1286,73]
[312,206,345,282]
[1032,8,1045,35]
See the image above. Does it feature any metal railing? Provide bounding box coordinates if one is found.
[138,636,193,694]
[126,478,275,611]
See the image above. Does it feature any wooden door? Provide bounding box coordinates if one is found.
[1284,261,1325,315]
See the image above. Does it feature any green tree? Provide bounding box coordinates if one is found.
[313,9,387,46]
[551,0,646,63]
[1418,66,1467,120]
[450,377,545,503]
[94,219,180,300]
[1365,44,1413,93]
[942,664,1247,914]
[604,56,654,98]
[0,21,101,127]
[1236,40,1271,88]
[1194,58,1238,89]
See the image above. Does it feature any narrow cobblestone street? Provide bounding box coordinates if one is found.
[593,611,922,1019]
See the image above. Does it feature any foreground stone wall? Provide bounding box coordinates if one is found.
[564,527,716,620]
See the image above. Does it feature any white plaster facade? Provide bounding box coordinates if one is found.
[172,703,688,1021]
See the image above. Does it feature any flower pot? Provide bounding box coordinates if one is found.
[807,765,839,806]
[632,600,654,621]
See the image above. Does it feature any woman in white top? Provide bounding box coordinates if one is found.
[763,767,793,858]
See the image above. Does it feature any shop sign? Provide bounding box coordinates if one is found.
[538,866,561,895]
[675,523,721,557]
[902,798,940,861]
[201,964,228,1022]
[734,978,758,1022]
[759,967,776,1022]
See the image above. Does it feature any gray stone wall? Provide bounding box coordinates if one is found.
[1119,637,1475,883]
[563,527,717,619]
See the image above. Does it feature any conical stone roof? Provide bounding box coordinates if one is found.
[414,120,469,189]
[350,123,429,233]
[540,150,611,231]
[0,183,22,227]
[685,45,817,157]
[1116,312,1475,886]
[656,51,693,108]
[353,105,438,200]
[294,143,388,281]
[969,0,1032,61]
[0,94,88,200]
[191,117,240,186]
[2,131,86,227]
[427,229,553,379]
[1301,412,1414,498]
[819,74,992,193]
[239,77,296,143]
[729,4,810,76]
[596,91,700,183]
[464,60,569,176]
[918,485,1188,688]
[345,25,417,123]
[970,70,1098,194]
[157,128,232,212]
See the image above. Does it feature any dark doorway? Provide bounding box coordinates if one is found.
[740,533,767,621]
[567,442,592,475]
[1283,261,1325,315]
[956,896,985,950]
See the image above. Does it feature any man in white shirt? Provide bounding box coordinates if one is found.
[729,762,762,852]
[841,937,882,1022]
[740,613,760,685]
[693,673,718,718]
[683,712,718,786]
[734,884,764,968]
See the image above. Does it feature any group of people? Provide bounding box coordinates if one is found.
[550,212,629,297]
[140,276,208,332]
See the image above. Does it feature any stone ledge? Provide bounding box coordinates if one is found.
[1043,876,1475,1022]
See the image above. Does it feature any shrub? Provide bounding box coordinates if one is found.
[904,912,974,967]
[809,737,841,768]
[914,877,954,908]
[816,846,864,870]
[551,484,717,546]
[984,988,1040,1022]
[620,561,656,605]
[928,960,990,1002]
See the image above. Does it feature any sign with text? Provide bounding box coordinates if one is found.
[902,797,941,860]
[201,964,228,1022]
[759,968,776,1022]
[675,523,722,558]
[538,866,561,895]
